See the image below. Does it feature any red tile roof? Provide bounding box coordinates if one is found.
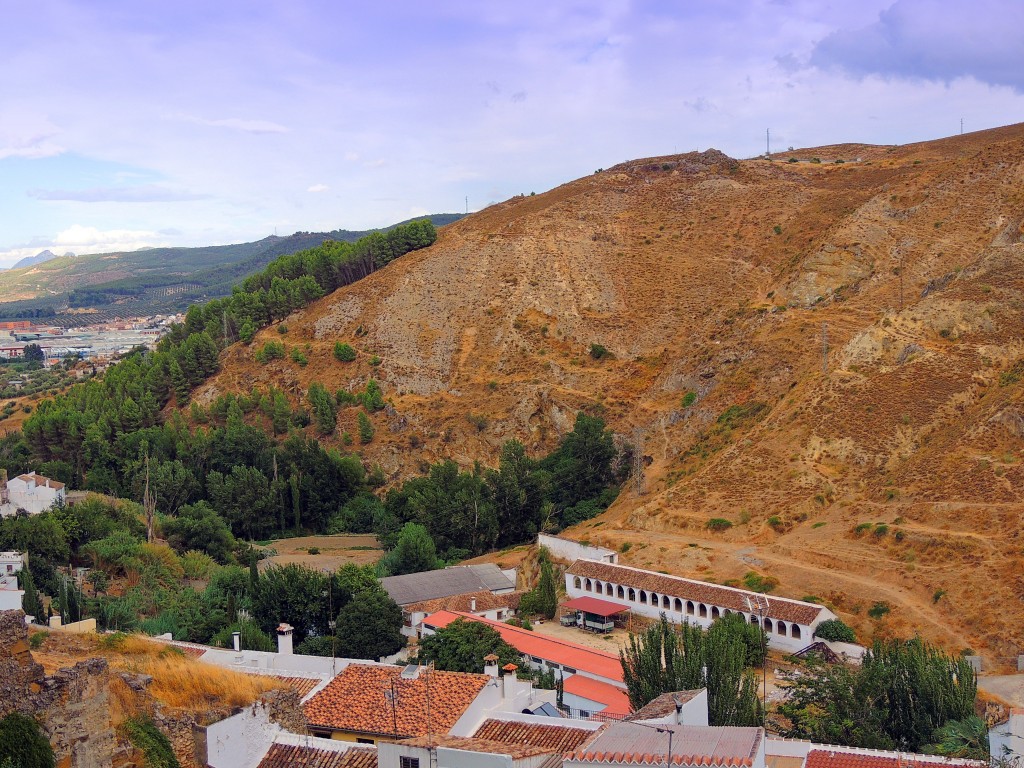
[423,611,624,682]
[304,664,487,738]
[626,690,703,721]
[567,560,825,625]
[399,735,553,759]
[563,596,632,617]
[472,718,596,753]
[805,750,987,768]
[404,590,524,616]
[256,743,377,768]
[269,675,320,698]
[563,674,632,716]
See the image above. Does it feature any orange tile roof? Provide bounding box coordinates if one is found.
[303,664,488,738]
[626,690,703,721]
[269,675,320,698]
[472,718,596,752]
[399,735,553,759]
[568,722,762,765]
[423,611,624,682]
[404,590,524,616]
[257,743,376,768]
[563,674,633,716]
[567,560,825,625]
[805,750,987,768]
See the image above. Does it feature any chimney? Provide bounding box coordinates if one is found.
[49,615,62,629]
[470,596,477,613]
[501,663,518,698]
[277,623,294,655]
[483,653,499,678]
[232,631,241,652]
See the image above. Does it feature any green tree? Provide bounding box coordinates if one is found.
[0,713,55,768]
[357,411,375,444]
[419,618,521,673]
[18,567,44,619]
[377,522,443,576]
[361,379,385,411]
[307,382,337,435]
[333,342,357,362]
[22,344,45,365]
[335,588,404,660]
[534,550,558,619]
[814,618,857,643]
[251,563,328,643]
[925,716,989,760]
[163,501,236,563]
[620,615,761,725]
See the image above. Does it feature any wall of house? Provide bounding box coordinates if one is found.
[203,703,283,768]
[564,574,824,654]
[449,674,556,737]
[538,534,617,565]
[6,478,64,515]
[0,588,23,611]
[990,710,1024,766]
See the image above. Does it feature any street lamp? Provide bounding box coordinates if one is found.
[744,594,769,730]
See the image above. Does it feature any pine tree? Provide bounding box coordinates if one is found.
[357,411,375,444]
[536,551,558,619]
[169,359,190,405]
[18,568,43,621]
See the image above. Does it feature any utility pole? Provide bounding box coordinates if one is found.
[821,323,829,376]
[961,117,964,135]
[465,196,468,215]
[632,427,645,496]
[766,128,771,158]
[143,454,155,543]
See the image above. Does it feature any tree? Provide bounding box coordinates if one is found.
[377,523,442,576]
[533,550,558,619]
[620,615,761,725]
[0,713,55,768]
[419,618,521,673]
[333,342,357,362]
[18,567,44,619]
[357,411,375,444]
[163,502,236,563]
[778,637,977,751]
[22,344,45,365]
[335,588,404,660]
[814,618,857,643]
[251,563,328,643]
[361,379,385,411]
[307,382,337,435]
[925,716,990,760]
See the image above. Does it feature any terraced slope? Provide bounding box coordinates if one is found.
[201,123,1024,664]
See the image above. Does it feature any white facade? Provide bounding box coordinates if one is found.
[0,551,26,576]
[990,709,1024,766]
[1,473,66,516]
[0,551,26,612]
[537,534,618,564]
[564,564,836,654]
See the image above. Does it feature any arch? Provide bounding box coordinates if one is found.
[698,604,708,618]
[711,606,721,620]
[606,583,613,596]
[663,595,671,610]
[639,590,648,605]
[585,579,593,592]
[628,588,637,602]
[723,608,731,617]
[750,614,759,625]
[617,585,625,599]
[681,599,690,614]
[791,624,802,639]
[595,580,602,593]
[764,619,774,634]
[777,621,787,636]
[573,577,582,589]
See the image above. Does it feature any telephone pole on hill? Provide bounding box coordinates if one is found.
[632,428,646,496]
[821,323,829,376]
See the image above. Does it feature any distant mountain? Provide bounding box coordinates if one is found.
[0,214,463,320]
[11,250,65,270]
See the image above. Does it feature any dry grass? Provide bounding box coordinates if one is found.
[31,632,286,713]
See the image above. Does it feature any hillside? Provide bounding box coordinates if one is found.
[199,124,1024,664]
[0,213,463,321]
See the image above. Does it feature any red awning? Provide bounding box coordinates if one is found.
[562,596,631,617]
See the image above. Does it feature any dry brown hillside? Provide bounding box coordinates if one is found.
[200,123,1024,666]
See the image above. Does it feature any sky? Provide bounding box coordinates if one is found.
[1,0,1023,267]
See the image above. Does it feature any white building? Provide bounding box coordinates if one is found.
[0,551,26,611]
[990,708,1024,767]
[564,559,839,654]
[1,471,67,516]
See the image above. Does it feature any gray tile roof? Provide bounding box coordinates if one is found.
[380,564,515,606]
[567,722,762,765]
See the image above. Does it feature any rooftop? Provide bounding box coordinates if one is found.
[257,743,377,768]
[805,748,987,768]
[422,611,624,682]
[13,472,65,491]
[472,718,597,753]
[399,735,553,759]
[567,722,763,766]
[563,674,632,717]
[404,589,524,616]
[303,663,488,738]
[563,595,632,617]
[567,560,825,626]
[626,690,704,721]
[381,564,515,606]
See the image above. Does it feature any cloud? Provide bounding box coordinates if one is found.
[811,0,1024,91]
[169,114,289,134]
[0,225,166,268]
[0,121,65,160]
[28,185,209,202]
[306,184,329,193]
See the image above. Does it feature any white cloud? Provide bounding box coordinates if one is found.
[168,114,289,134]
[0,224,167,267]
[306,183,329,193]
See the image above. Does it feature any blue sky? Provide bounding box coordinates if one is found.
[1,0,1022,267]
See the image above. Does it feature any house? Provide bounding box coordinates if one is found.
[421,611,630,718]
[0,551,26,612]
[380,564,516,607]
[563,721,764,768]
[564,560,838,654]
[765,740,987,768]
[0,471,67,516]
[303,662,556,745]
[401,590,523,638]
[255,735,377,768]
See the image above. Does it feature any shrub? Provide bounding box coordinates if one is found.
[28,631,48,649]
[121,717,180,768]
[289,347,308,367]
[466,413,488,432]
[773,225,783,235]
[706,518,733,532]
[681,390,697,408]
[933,589,946,604]
[254,340,285,364]
[852,522,872,536]
[0,713,55,768]
[873,524,889,537]
[814,618,856,643]
[307,547,320,555]
[336,389,359,407]
[370,355,382,366]
[277,324,288,334]
[333,342,357,362]
[620,542,632,553]
[743,571,778,593]
[589,343,610,360]
[767,516,785,532]
[868,601,891,619]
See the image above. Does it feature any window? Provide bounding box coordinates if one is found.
[574,577,582,589]
[357,738,374,744]
[563,666,576,674]
[400,757,420,768]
